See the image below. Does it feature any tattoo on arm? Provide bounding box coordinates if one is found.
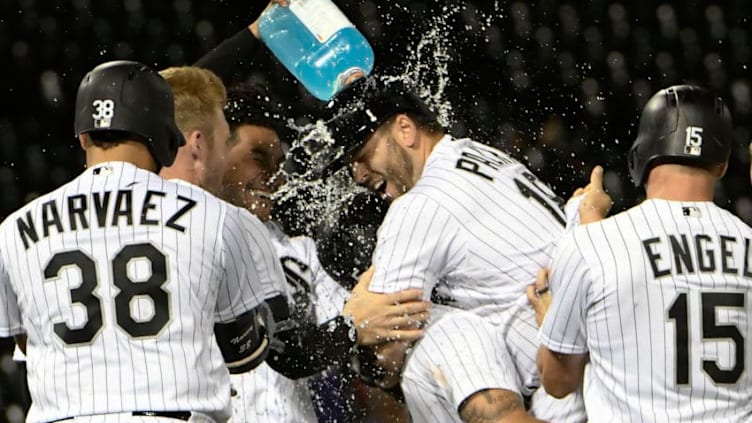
[459,389,524,423]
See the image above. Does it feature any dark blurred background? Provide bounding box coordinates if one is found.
[1,0,751,420]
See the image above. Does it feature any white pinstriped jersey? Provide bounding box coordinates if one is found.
[0,161,284,423]
[231,222,349,423]
[369,135,565,310]
[541,199,752,422]
[365,136,588,422]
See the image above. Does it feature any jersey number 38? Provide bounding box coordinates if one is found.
[44,243,170,345]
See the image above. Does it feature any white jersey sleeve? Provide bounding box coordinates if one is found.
[0,248,22,336]
[216,207,284,323]
[369,194,464,297]
[539,231,591,355]
[563,195,584,231]
[302,237,349,324]
[279,233,349,323]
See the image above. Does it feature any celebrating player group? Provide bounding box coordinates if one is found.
[1,1,750,423]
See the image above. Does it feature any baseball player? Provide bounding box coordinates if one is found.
[531,85,752,422]
[220,84,430,422]
[0,61,279,423]
[156,66,296,335]
[157,66,231,197]
[324,78,586,422]
[8,5,289,411]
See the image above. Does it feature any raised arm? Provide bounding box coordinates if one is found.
[193,1,286,84]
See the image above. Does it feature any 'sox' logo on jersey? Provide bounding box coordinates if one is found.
[92,99,115,129]
[684,126,703,156]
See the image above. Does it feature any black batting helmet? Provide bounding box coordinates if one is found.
[74,60,185,167]
[628,84,733,187]
[319,77,439,177]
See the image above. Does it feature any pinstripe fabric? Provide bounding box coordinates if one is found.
[0,162,281,423]
[401,308,520,423]
[367,136,584,421]
[542,199,752,422]
[370,137,563,309]
[230,222,349,423]
[42,412,216,422]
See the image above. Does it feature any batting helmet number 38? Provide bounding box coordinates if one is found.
[92,99,115,128]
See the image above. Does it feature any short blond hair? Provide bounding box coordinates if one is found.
[159,66,227,145]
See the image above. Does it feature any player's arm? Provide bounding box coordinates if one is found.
[341,267,429,387]
[344,266,430,346]
[345,196,457,383]
[527,237,592,398]
[215,303,273,374]
[366,194,463,297]
[265,269,428,380]
[276,328,411,390]
[262,237,357,379]
[530,268,587,398]
[346,336,413,390]
[193,1,286,84]
[215,207,284,373]
[535,347,588,398]
[265,314,356,379]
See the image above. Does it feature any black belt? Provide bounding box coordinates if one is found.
[51,411,191,422]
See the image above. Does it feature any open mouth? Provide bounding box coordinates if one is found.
[374,180,390,200]
[242,179,275,200]
[246,189,273,200]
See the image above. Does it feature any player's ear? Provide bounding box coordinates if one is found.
[394,114,417,148]
[78,133,91,151]
[185,129,205,160]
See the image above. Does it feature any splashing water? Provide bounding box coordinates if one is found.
[272,1,505,240]
[273,117,367,237]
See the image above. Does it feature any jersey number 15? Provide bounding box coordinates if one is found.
[668,292,746,385]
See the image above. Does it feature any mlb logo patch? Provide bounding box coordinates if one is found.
[682,206,701,217]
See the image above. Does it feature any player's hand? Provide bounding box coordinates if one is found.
[249,1,289,38]
[526,268,552,328]
[343,266,431,346]
[570,165,612,224]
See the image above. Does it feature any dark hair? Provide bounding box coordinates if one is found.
[224,82,289,142]
[87,130,149,148]
[405,112,444,134]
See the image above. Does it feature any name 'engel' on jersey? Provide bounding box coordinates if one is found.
[541,198,752,422]
[641,231,752,279]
